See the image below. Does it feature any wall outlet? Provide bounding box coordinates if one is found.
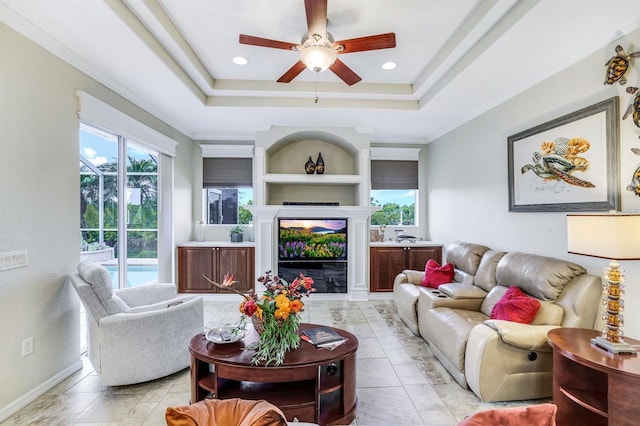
[22,337,34,357]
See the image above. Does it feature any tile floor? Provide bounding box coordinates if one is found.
[1,299,548,425]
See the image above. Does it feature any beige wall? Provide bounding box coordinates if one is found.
[425,29,640,338]
[0,22,194,416]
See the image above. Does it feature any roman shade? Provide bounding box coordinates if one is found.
[371,160,418,189]
[203,158,253,188]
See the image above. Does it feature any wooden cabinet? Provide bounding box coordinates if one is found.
[369,245,442,292]
[177,246,254,293]
[548,328,640,426]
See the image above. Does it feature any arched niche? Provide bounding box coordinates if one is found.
[267,130,359,175]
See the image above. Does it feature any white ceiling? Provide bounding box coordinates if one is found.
[2,0,640,144]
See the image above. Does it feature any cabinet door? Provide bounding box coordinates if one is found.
[218,247,255,293]
[405,246,442,271]
[178,247,214,293]
[370,247,405,292]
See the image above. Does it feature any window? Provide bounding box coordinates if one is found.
[80,123,159,288]
[205,188,253,224]
[203,157,253,225]
[370,159,418,226]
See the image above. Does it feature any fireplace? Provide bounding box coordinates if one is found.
[278,260,348,293]
[246,205,379,300]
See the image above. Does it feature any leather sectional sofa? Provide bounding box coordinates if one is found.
[393,241,601,402]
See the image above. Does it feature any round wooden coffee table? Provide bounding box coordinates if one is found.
[190,323,358,425]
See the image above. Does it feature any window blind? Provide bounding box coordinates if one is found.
[203,158,252,188]
[371,160,418,189]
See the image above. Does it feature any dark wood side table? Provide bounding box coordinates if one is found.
[547,328,640,426]
[190,323,358,426]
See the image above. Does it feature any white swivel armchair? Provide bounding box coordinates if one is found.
[70,261,204,386]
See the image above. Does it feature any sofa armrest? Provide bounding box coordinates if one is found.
[418,288,484,313]
[483,319,559,352]
[393,270,423,292]
[115,283,177,307]
[100,297,204,356]
[439,283,487,299]
[126,295,198,313]
[403,269,424,285]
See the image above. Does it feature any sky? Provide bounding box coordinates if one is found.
[371,189,416,206]
[80,125,157,167]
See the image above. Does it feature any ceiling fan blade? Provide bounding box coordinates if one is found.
[305,0,328,37]
[239,34,297,50]
[335,33,396,53]
[329,59,361,86]
[277,60,307,83]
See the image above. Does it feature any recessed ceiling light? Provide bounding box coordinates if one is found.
[233,56,248,65]
[382,61,397,70]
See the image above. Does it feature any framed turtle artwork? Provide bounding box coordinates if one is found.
[508,96,620,212]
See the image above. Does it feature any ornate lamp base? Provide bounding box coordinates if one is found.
[591,336,637,354]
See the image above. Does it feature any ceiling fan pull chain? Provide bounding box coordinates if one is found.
[315,74,319,104]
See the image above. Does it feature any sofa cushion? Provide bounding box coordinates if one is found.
[421,259,455,288]
[490,286,541,324]
[531,300,564,326]
[77,261,129,315]
[496,252,586,301]
[165,398,287,426]
[459,403,557,426]
[454,270,475,284]
[445,241,490,277]
[474,250,506,292]
[424,307,487,372]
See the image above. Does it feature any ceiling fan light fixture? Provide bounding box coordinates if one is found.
[300,45,337,73]
[382,61,397,70]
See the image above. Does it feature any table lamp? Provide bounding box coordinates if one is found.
[567,213,640,354]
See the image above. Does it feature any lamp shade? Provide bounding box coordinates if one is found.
[567,214,640,260]
[300,45,337,72]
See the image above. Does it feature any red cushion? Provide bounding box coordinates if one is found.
[420,259,455,288]
[490,286,541,324]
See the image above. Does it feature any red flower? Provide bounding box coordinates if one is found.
[302,276,314,290]
[242,299,258,317]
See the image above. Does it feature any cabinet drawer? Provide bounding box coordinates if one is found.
[281,404,316,423]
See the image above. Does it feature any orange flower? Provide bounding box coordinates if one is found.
[289,299,303,313]
[275,293,290,309]
[274,306,290,320]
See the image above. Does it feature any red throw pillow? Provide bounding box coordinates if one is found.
[490,286,541,324]
[420,259,454,288]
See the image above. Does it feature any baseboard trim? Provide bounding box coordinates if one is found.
[0,358,83,422]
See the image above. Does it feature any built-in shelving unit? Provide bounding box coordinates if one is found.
[254,130,368,207]
[262,173,362,185]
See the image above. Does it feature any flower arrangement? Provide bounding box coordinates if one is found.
[202,270,315,366]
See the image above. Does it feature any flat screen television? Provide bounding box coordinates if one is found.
[278,218,347,261]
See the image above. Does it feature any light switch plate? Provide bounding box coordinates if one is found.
[0,250,28,272]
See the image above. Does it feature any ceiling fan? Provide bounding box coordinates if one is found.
[239,0,396,86]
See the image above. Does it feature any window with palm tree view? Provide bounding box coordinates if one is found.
[80,123,159,288]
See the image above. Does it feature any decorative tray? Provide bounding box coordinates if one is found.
[205,324,246,344]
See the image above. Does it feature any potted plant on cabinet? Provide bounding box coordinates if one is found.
[229,225,244,243]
